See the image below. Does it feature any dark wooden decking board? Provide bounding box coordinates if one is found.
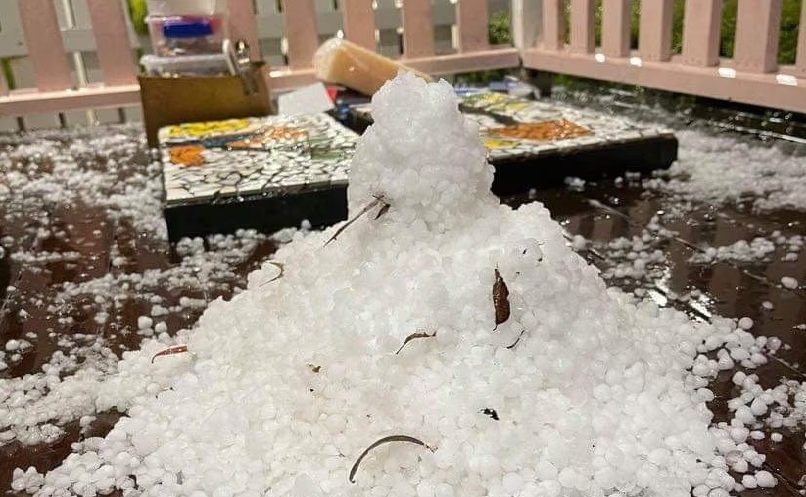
[1,131,806,495]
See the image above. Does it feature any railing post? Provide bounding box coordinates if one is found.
[601,0,631,58]
[282,0,319,69]
[681,0,723,67]
[17,0,73,91]
[798,0,806,77]
[639,0,674,62]
[511,0,542,50]
[402,0,435,57]
[733,0,782,73]
[457,0,490,52]
[228,0,262,60]
[86,0,138,86]
[342,0,377,50]
[569,0,595,54]
[541,0,565,51]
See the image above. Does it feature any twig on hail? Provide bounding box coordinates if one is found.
[151,345,189,363]
[324,194,389,246]
[349,435,434,483]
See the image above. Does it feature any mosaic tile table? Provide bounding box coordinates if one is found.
[159,113,357,240]
[347,92,678,194]
[160,92,677,239]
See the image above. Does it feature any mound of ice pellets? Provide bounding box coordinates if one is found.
[22,73,773,496]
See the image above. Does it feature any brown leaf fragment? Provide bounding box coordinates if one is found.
[324,196,385,246]
[506,329,526,349]
[349,435,434,483]
[480,408,499,420]
[259,261,285,286]
[395,331,437,355]
[308,364,321,373]
[492,268,510,330]
[151,345,189,363]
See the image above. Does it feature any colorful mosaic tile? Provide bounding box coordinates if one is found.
[350,91,674,163]
[159,114,358,208]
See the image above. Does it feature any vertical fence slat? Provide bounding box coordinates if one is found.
[228,0,262,60]
[733,0,782,73]
[601,0,630,57]
[402,0,435,57]
[511,0,541,50]
[282,0,319,68]
[85,0,137,86]
[457,0,489,51]
[639,0,673,61]
[541,0,565,51]
[342,0,376,50]
[797,1,806,76]
[17,0,73,91]
[569,0,595,54]
[682,0,723,66]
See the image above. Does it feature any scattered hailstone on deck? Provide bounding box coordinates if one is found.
[20,73,779,496]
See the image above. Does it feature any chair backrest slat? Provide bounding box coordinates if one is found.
[541,0,565,51]
[639,0,674,62]
[86,0,137,86]
[342,0,377,50]
[282,0,319,69]
[682,0,723,66]
[18,0,73,91]
[457,0,489,52]
[569,0,595,54]
[601,0,630,57]
[402,0,435,57]
[733,0,782,73]
[228,0,262,60]
[797,1,806,76]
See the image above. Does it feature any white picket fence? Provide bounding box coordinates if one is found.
[0,0,512,132]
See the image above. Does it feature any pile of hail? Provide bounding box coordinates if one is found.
[15,73,783,497]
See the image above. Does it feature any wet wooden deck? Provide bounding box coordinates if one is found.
[1,128,806,495]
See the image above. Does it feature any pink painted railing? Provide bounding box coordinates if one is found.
[519,0,806,114]
[1,0,804,124]
[0,0,519,122]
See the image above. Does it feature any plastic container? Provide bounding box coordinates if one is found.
[146,0,228,56]
[148,14,228,56]
[146,0,225,16]
[140,53,231,77]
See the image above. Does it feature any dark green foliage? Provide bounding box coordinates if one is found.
[1,58,14,91]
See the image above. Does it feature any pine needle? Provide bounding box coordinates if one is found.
[151,345,189,363]
[395,331,437,355]
[259,261,285,286]
[324,196,385,247]
[349,435,434,483]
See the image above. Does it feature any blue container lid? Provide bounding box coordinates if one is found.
[163,18,214,38]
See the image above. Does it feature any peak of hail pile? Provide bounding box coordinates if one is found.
[19,73,779,497]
